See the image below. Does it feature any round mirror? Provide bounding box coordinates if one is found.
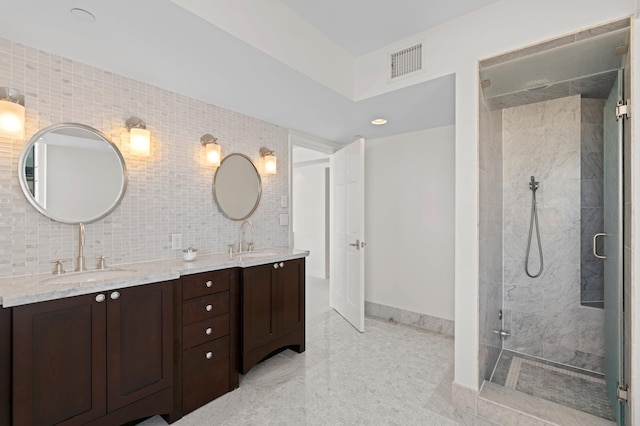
[18,123,128,224]
[213,153,262,220]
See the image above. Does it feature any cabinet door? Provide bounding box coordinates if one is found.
[106,281,174,412]
[13,294,107,426]
[274,259,305,337]
[242,263,274,352]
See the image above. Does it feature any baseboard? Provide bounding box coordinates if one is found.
[364,301,454,336]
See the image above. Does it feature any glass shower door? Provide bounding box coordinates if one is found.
[603,70,624,425]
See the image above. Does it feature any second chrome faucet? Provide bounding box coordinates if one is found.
[238,220,254,253]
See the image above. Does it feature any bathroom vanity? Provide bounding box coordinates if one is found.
[0,249,307,425]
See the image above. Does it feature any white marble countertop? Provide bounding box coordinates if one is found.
[0,248,309,307]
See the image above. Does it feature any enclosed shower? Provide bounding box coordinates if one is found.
[478,19,630,425]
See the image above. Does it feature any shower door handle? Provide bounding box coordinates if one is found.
[593,233,607,259]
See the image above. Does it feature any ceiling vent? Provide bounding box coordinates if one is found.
[390,43,423,79]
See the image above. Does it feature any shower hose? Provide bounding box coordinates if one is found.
[525,176,543,278]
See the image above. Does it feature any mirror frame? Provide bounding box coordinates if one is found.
[18,122,128,224]
[213,153,262,221]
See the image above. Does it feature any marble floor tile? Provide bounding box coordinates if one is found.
[139,312,495,425]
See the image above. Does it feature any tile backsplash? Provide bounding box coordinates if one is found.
[0,38,289,278]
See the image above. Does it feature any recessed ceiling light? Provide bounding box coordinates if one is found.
[70,8,96,23]
[371,118,387,126]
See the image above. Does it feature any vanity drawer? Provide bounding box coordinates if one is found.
[182,335,229,375]
[183,314,229,349]
[182,270,230,300]
[182,291,229,325]
[182,357,229,415]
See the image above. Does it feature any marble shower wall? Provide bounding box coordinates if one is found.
[478,86,503,383]
[0,38,290,278]
[502,95,605,373]
[580,99,606,304]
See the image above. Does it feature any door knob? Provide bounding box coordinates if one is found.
[349,239,360,249]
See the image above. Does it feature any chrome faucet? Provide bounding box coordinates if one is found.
[238,220,254,253]
[76,223,87,272]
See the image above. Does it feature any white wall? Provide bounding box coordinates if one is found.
[354,0,636,393]
[365,126,455,321]
[293,162,328,278]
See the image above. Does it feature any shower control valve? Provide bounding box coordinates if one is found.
[491,329,511,339]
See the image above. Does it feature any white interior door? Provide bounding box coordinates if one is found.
[330,138,365,332]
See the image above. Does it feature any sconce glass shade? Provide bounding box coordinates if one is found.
[264,154,277,175]
[0,88,25,139]
[130,128,151,156]
[126,117,151,157]
[260,147,277,175]
[201,133,221,166]
[205,143,221,166]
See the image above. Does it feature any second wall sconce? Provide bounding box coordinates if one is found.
[260,147,277,175]
[200,133,221,167]
[125,116,150,157]
[0,87,25,139]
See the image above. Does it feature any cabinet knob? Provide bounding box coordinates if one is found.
[280,262,284,268]
[206,304,213,312]
[274,263,279,269]
[206,327,212,335]
[110,291,120,300]
[95,294,106,303]
[206,280,213,288]
[206,351,213,360]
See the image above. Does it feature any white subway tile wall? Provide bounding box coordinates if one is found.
[0,38,290,278]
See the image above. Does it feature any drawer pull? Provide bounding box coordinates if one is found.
[206,304,213,312]
[206,280,213,288]
[206,327,212,335]
[206,351,213,360]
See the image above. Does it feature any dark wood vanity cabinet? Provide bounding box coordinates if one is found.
[171,268,239,419]
[0,306,11,426]
[12,280,174,426]
[241,258,305,373]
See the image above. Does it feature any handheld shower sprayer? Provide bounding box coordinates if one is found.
[525,176,543,278]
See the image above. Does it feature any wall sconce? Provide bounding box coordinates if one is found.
[125,116,150,156]
[0,87,25,139]
[260,147,277,175]
[200,133,221,167]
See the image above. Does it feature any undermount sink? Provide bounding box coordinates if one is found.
[234,251,279,259]
[42,268,136,285]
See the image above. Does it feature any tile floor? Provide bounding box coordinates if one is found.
[139,275,494,425]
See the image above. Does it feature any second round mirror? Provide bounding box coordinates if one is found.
[213,153,261,220]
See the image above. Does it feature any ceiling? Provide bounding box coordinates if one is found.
[282,0,499,56]
[0,0,499,144]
